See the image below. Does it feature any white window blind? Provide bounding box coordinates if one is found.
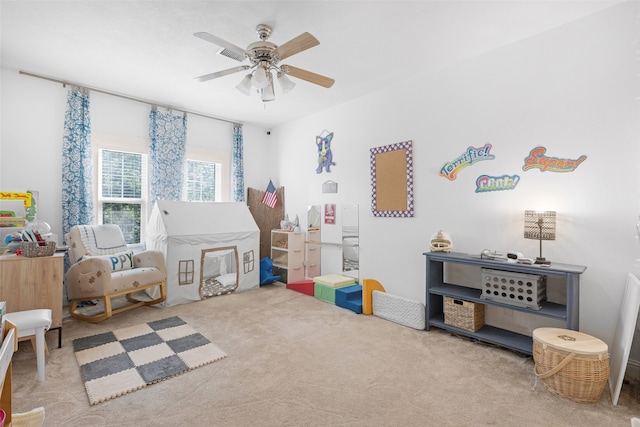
[98,149,148,244]
[185,159,220,203]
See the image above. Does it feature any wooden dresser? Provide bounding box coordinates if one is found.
[0,253,64,347]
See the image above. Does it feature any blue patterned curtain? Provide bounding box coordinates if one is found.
[62,87,93,235]
[149,109,187,205]
[232,125,245,202]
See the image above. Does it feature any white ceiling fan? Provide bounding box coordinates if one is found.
[194,24,335,102]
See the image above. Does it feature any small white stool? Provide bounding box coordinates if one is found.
[4,309,52,382]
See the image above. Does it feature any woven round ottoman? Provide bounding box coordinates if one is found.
[533,327,610,403]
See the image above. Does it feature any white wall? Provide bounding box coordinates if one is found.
[1,0,639,363]
[270,1,640,354]
[0,67,271,243]
[0,68,67,235]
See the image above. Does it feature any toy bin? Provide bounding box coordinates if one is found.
[20,241,56,257]
[481,268,546,310]
[444,297,485,332]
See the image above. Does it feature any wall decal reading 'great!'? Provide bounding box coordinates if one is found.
[475,174,520,193]
[439,144,495,181]
[522,146,587,173]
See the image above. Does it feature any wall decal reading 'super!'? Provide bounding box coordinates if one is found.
[439,143,495,181]
[522,146,587,173]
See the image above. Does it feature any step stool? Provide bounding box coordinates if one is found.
[335,284,362,314]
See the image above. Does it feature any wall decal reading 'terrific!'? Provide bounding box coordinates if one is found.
[439,143,495,181]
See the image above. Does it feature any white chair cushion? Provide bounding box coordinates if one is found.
[4,309,52,338]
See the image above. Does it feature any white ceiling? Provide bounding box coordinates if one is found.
[1,1,621,128]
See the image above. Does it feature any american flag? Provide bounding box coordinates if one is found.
[261,180,277,208]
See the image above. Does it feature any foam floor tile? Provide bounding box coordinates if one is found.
[73,317,227,405]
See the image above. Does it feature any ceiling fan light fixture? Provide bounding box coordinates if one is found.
[277,71,296,94]
[195,25,335,102]
[252,65,269,89]
[261,76,276,102]
[236,74,253,95]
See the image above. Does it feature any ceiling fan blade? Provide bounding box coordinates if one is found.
[194,32,247,62]
[195,65,251,82]
[276,32,319,60]
[283,65,335,88]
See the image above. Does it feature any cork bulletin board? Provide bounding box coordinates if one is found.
[370,140,414,217]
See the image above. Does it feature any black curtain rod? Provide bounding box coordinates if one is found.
[19,70,243,127]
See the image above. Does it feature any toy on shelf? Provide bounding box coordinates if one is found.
[279,214,300,232]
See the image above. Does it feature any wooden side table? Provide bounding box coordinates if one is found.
[0,253,64,347]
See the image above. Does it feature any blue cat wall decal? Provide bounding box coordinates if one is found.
[316,131,336,173]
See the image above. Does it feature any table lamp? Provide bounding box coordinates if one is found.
[524,210,556,265]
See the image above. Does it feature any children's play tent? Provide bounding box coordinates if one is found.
[146,200,260,306]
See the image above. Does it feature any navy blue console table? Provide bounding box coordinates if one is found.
[424,251,587,355]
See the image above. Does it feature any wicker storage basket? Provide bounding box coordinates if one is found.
[533,327,609,403]
[20,241,56,257]
[444,297,485,332]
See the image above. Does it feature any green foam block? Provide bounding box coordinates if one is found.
[314,282,348,304]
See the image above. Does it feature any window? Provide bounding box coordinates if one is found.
[98,149,148,244]
[184,159,220,203]
[93,133,230,245]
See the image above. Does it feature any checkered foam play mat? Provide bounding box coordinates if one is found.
[73,316,227,405]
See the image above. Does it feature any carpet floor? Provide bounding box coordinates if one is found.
[10,284,640,426]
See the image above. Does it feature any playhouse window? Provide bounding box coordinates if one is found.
[178,259,195,285]
[243,250,255,274]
